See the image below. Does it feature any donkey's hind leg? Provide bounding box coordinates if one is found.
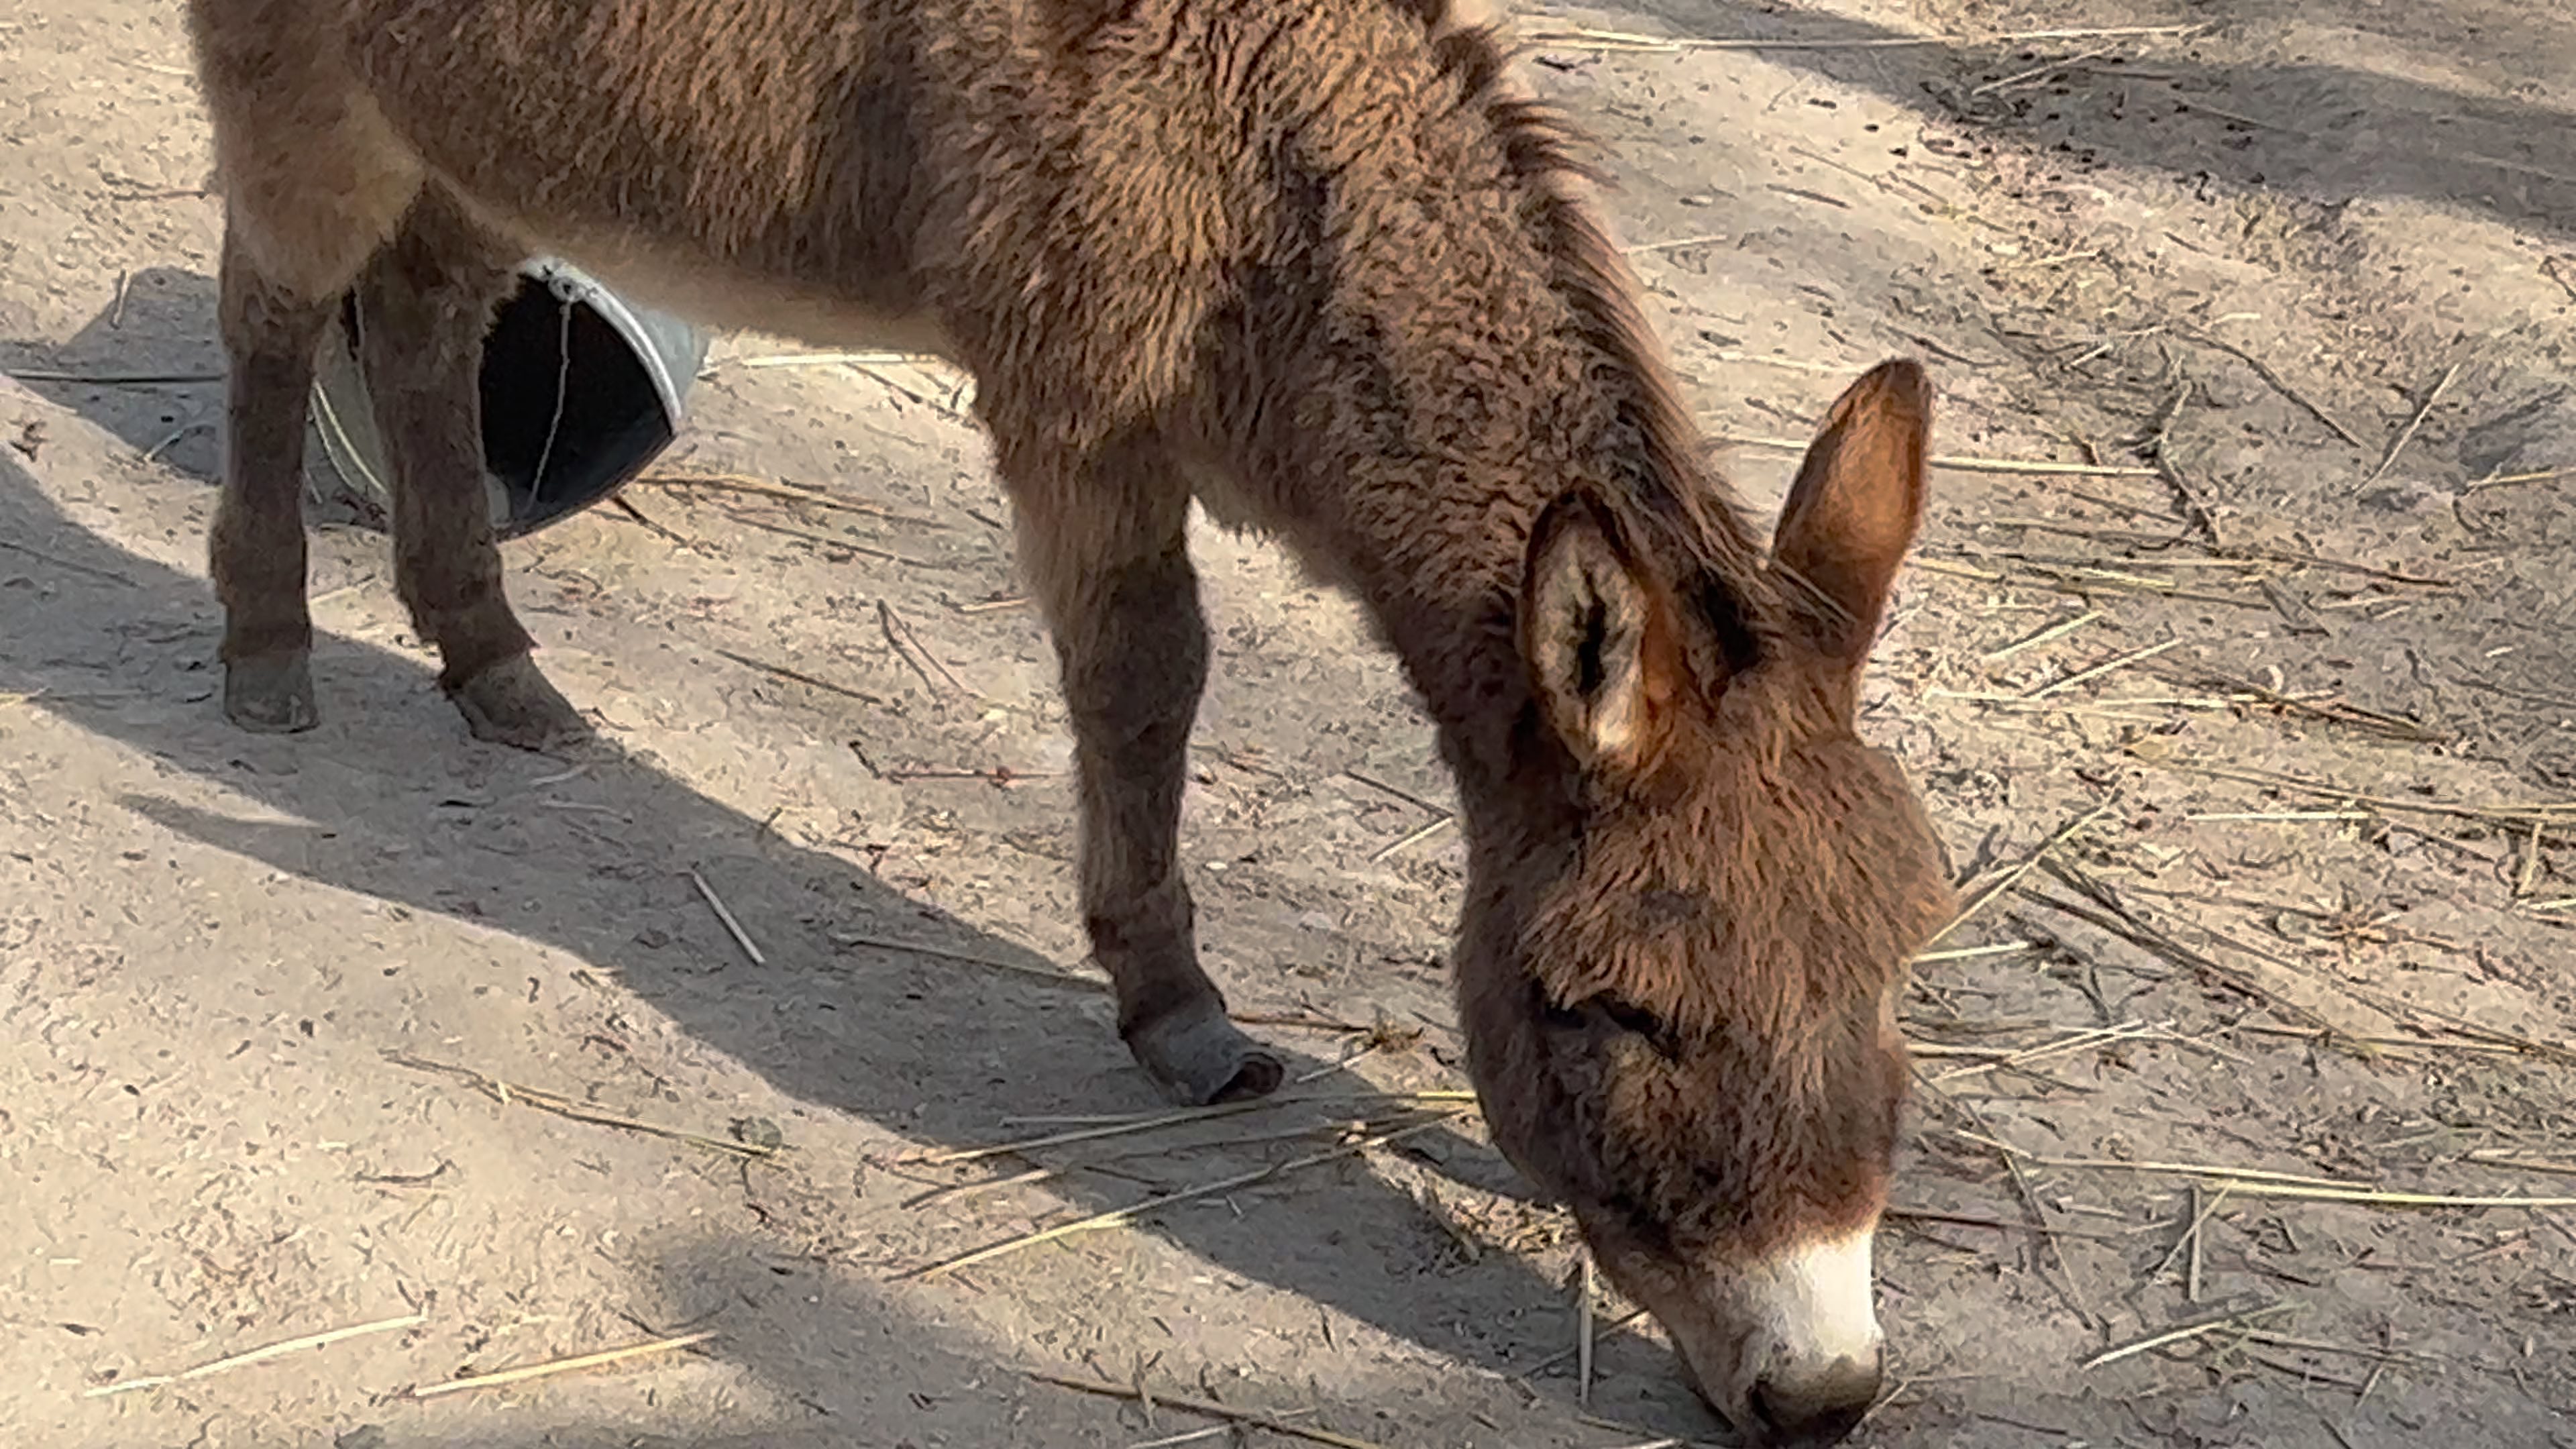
[196,2,422,732]
[1012,443,1285,1106]
[354,191,588,753]
[210,221,343,732]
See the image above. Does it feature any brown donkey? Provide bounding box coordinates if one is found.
[186,0,1955,1438]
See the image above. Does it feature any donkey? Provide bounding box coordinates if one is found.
[186,0,1955,1439]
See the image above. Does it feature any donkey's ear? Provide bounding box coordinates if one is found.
[1772,358,1932,667]
[1519,492,1688,775]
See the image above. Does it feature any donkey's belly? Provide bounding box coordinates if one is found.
[347,0,944,355]
[491,215,961,366]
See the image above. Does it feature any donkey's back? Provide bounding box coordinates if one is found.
[193,0,996,347]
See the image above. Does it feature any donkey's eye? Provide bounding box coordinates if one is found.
[1538,989,1674,1056]
[1593,996,1684,1062]
[1599,998,1667,1041]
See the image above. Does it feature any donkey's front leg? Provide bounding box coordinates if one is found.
[1014,454,1285,1105]
[354,191,589,752]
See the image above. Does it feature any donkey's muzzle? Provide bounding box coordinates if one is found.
[1744,1353,1880,1446]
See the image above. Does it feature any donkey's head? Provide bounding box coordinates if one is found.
[1459,361,1951,1446]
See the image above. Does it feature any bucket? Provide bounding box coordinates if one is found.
[307,258,708,539]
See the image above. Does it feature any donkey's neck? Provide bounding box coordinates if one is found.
[1221,287,1661,799]
[1208,25,1746,801]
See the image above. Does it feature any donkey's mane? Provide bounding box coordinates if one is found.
[1393,0,1769,594]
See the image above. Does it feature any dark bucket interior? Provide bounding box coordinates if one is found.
[313,266,698,539]
[475,278,674,523]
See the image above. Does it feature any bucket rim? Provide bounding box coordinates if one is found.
[523,257,701,426]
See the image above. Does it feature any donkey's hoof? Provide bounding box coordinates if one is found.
[1127,1003,1285,1106]
[223,653,319,733]
[448,654,592,754]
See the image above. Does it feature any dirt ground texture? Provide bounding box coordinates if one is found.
[4,0,2573,1445]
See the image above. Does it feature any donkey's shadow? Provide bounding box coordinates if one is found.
[0,266,233,481]
[0,376,1693,1430]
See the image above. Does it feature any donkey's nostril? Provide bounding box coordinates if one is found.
[1746,1363,1878,1447]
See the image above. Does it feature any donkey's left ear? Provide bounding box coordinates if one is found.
[1772,358,1932,668]
[1519,491,1690,777]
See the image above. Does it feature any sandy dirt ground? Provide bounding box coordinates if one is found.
[4,1,2573,1446]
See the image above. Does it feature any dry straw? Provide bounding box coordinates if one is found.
[2084,1300,2296,1370]
[638,469,940,525]
[408,1330,715,1399]
[2175,763,2576,830]
[1927,1020,2171,1083]
[1982,610,2102,662]
[86,1313,427,1398]
[895,1116,1459,1279]
[687,867,765,966]
[1973,1134,2576,1210]
[1031,1371,1391,1449]
[1511,1307,1650,1385]
[386,1051,780,1159]
[1925,796,2121,949]
[912,1087,1477,1165]
[2362,360,2463,488]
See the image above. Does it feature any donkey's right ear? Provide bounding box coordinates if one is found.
[1771,358,1932,669]
[1519,492,1689,775]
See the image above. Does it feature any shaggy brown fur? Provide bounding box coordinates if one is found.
[186,0,1954,1440]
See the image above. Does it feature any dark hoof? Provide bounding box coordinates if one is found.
[1126,1002,1286,1106]
[447,653,593,754]
[223,652,319,733]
